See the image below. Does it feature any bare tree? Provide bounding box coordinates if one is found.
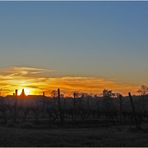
[137,85,148,113]
[51,90,58,98]
[137,85,148,96]
[102,89,116,121]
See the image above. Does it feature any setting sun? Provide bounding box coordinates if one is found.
[18,88,31,96]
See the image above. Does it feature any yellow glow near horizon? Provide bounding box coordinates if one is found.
[18,88,31,96]
[0,66,141,97]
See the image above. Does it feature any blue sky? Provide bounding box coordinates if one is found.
[0,1,148,85]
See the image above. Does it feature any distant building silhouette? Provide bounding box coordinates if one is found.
[20,89,26,97]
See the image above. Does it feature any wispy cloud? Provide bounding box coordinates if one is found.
[0,66,55,77]
[0,66,139,96]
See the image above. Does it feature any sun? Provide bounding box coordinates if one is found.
[24,88,30,96]
[18,88,31,96]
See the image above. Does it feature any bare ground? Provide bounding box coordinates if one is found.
[1,124,148,146]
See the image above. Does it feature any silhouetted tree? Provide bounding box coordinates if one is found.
[137,85,148,96]
[137,85,148,113]
[51,90,58,98]
[102,89,116,121]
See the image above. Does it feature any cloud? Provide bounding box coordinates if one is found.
[0,66,139,96]
[46,76,139,96]
[0,66,55,77]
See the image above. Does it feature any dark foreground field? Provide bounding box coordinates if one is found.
[1,125,148,146]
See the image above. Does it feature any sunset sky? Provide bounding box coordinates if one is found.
[0,1,148,96]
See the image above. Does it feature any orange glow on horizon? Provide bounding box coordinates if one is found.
[0,66,141,97]
[17,88,31,96]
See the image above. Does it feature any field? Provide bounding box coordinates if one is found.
[1,93,148,146]
[1,125,148,146]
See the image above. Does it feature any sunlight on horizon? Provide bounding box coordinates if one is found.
[0,2,147,97]
[0,66,140,97]
[17,88,31,96]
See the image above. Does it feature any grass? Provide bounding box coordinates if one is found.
[1,125,148,146]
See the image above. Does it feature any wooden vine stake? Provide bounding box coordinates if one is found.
[129,92,141,130]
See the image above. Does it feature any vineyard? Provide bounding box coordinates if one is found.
[0,88,148,130]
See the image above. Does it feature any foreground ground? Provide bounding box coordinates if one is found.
[1,124,148,146]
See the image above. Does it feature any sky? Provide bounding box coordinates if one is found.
[0,1,148,96]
